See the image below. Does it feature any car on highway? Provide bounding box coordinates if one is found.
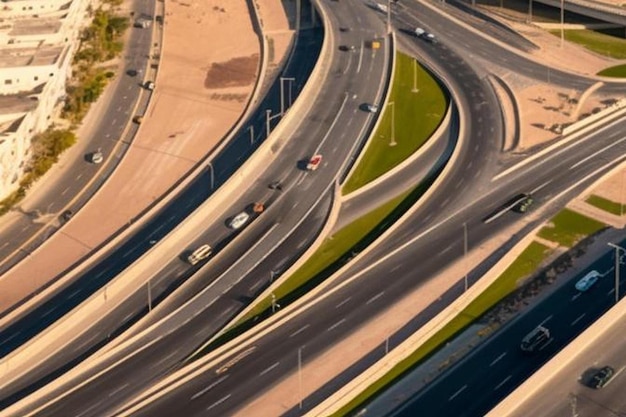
[520,325,550,353]
[575,270,601,292]
[60,209,73,222]
[589,366,615,389]
[306,154,323,171]
[511,193,534,213]
[186,244,212,265]
[268,181,283,191]
[144,81,155,91]
[339,26,350,32]
[228,211,250,230]
[361,103,379,113]
[339,45,356,52]
[127,69,143,77]
[132,115,143,124]
[88,150,103,164]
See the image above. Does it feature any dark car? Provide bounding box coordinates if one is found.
[339,45,356,52]
[60,209,73,222]
[589,366,615,389]
[511,193,534,213]
[268,181,283,191]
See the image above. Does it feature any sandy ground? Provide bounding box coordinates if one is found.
[0,0,295,313]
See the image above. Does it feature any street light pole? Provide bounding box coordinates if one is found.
[148,279,152,312]
[249,125,254,145]
[412,59,419,93]
[528,0,533,23]
[386,0,391,34]
[608,242,625,304]
[463,222,469,291]
[280,77,295,116]
[560,0,565,48]
[298,347,303,410]
[266,109,272,139]
[207,162,214,190]
[388,101,396,147]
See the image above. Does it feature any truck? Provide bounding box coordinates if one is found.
[306,154,323,171]
[369,40,381,49]
[252,202,265,214]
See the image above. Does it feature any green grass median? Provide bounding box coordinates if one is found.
[586,195,626,215]
[538,208,606,247]
[550,29,626,59]
[598,64,626,78]
[342,52,448,194]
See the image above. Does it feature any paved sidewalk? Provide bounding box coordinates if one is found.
[0,0,293,314]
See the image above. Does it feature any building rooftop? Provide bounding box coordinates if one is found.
[0,44,62,67]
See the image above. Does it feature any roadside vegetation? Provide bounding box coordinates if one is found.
[342,52,448,194]
[0,1,128,216]
[549,29,626,59]
[63,6,129,123]
[538,208,606,247]
[333,207,607,416]
[0,130,77,215]
[598,63,626,78]
[586,194,626,215]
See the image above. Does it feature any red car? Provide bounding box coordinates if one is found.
[306,154,323,171]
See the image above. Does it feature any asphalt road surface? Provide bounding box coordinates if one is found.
[385,237,626,417]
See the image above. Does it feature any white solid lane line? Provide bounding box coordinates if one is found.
[366,291,385,305]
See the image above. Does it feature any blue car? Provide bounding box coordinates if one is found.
[575,270,601,292]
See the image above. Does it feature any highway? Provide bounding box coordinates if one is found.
[0,0,157,275]
[5,1,626,416]
[383,236,626,417]
[101,4,626,414]
[0,22,323,406]
[116,114,626,417]
[0,0,393,413]
[501,289,626,417]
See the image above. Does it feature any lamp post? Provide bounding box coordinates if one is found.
[271,293,280,313]
[148,279,152,312]
[266,109,272,139]
[608,242,625,304]
[463,222,469,291]
[207,162,214,190]
[386,0,391,34]
[388,101,396,147]
[249,125,254,145]
[560,0,565,48]
[280,77,295,116]
[528,0,533,23]
[412,59,419,93]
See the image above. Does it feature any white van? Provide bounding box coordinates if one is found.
[187,244,212,265]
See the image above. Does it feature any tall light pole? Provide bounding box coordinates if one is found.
[412,59,419,93]
[298,347,303,410]
[148,279,152,312]
[249,125,254,145]
[463,222,469,291]
[266,109,272,138]
[386,0,391,34]
[388,101,396,147]
[608,242,625,304]
[207,162,214,190]
[271,293,280,313]
[560,0,565,48]
[528,0,533,23]
[280,77,295,116]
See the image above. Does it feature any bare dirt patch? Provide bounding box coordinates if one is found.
[205,54,260,89]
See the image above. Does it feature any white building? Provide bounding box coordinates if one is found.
[0,0,94,200]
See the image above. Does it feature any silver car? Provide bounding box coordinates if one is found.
[228,212,250,229]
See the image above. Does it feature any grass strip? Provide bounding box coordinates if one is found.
[342,52,448,194]
[538,208,606,247]
[598,63,626,78]
[549,29,626,59]
[586,195,626,216]
[332,241,553,416]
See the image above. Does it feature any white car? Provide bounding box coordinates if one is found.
[365,103,379,113]
[306,154,323,171]
[415,27,425,37]
[187,244,212,265]
[89,150,103,164]
[228,212,250,229]
[575,270,601,292]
